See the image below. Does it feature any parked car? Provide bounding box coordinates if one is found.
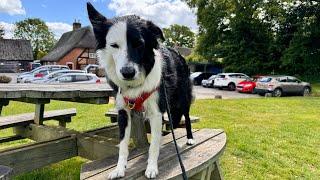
[31,70,86,83]
[255,75,311,97]
[27,62,41,71]
[201,75,217,88]
[84,64,100,74]
[17,65,69,83]
[214,73,250,91]
[236,75,263,93]
[190,72,215,85]
[44,73,101,84]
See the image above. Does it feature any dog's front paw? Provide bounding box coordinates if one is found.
[145,165,158,179]
[108,167,125,179]
[187,138,195,145]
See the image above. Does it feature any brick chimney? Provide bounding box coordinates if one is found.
[73,20,81,30]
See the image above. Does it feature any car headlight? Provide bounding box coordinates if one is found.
[244,84,252,87]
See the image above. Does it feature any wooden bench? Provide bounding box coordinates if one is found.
[0,165,12,180]
[0,108,77,129]
[105,109,200,128]
[80,128,226,180]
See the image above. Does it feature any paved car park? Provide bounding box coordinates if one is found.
[4,73,260,99]
[193,85,260,99]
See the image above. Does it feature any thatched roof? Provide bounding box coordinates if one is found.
[41,26,96,62]
[0,39,33,61]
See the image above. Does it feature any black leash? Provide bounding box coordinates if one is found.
[161,78,188,180]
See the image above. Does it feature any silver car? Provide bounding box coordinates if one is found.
[44,73,101,84]
[17,65,69,83]
[31,70,86,83]
[255,75,311,97]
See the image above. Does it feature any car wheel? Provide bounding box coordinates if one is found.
[228,83,236,91]
[258,93,265,96]
[302,87,311,96]
[273,88,282,97]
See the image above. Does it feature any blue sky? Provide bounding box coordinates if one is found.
[0,0,197,39]
[0,0,115,26]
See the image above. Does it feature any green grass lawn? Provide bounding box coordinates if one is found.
[312,83,320,96]
[1,97,320,179]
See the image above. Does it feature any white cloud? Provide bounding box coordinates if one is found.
[108,0,197,31]
[0,21,72,39]
[0,21,15,38]
[0,0,25,15]
[46,22,72,39]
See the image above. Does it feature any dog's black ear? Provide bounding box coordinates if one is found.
[87,2,112,49]
[87,2,107,26]
[146,21,165,41]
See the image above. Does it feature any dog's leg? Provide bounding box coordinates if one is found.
[145,100,162,179]
[184,112,194,145]
[109,94,131,179]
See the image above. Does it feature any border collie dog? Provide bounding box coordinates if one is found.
[87,3,194,179]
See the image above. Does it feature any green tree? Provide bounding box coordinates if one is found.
[0,25,4,39]
[163,24,195,48]
[14,18,55,59]
[280,1,320,78]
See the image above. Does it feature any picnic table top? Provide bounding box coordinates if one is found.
[0,83,114,99]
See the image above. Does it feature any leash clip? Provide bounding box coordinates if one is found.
[127,100,136,110]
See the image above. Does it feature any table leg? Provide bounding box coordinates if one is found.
[0,99,9,116]
[34,104,45,125]
[130,110,149,149]
[211,161,223,180]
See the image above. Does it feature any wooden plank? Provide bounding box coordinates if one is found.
[82,129,222,180]
[136,130,226,180]
[0,108,76,129]
[0,165,12,180]
[80,128,198,180]
[77,134,119,160]
[14,124,71,142]
[0,135,24,144]
[0,84,114,99]
[0,136,77,175]
[131,111,149,149]
[34,104,45,125]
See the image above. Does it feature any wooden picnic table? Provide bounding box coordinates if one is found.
[0,83,226,179]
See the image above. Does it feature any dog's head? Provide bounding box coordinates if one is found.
[87,3,164,87]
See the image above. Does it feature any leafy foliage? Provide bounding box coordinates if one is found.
[0,25,4,39]
[163,24,195,48]
[186,0,320,78]
[14,18,55,59]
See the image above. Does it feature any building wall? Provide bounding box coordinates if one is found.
[0,60,32,73]
[42,48,98,70]
[58,48,84,69]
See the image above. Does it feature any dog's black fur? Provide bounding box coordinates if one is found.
[87,2,193,140]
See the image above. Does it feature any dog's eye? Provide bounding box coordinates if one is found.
[110,43,119,49]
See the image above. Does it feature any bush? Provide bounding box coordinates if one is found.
[0,75,12,83]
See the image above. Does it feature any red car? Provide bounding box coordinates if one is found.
[236,76,263,93]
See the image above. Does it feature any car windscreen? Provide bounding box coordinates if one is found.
[217,75,225,78]
[190,72,202,78]
[259,77,272,82]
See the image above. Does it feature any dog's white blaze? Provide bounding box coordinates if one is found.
[106,22,128,81]
[122,49,163,98]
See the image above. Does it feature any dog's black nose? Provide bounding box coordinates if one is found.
[120,66,136,79]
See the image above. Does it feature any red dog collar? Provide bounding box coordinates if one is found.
[123,88,159,111]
